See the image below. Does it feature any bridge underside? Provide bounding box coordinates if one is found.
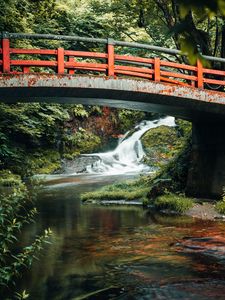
[1,74,225,121]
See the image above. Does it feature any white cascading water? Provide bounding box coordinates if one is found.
[84,116,176,175]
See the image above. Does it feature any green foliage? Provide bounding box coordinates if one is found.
[215,189,225,214]
[89,105,103,116]
[0,103,70,175]
[154,193,194,213]
[141,119,191,170]
[24,150,61,176]
[64,128,101,154]
[175,119,192,137]
[15,290,30,300]
[118,110,146,132]
[1,0,224,65]
[0,175,52,297]
[172,0,225,62]
[0,170,21,186]
[81,118,192,205]
[71,104,89,118]
[81,188,149,202]
[0,102,150,176]
[215,200,225,214]
[142,125,177,148]
[0,103,69,149]
[177,1,225,19]
[0,0,61,36]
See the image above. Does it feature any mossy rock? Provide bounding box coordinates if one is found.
[141,125,178,167]
[142,125,177,148]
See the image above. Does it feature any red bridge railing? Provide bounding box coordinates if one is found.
[1,32,225,90]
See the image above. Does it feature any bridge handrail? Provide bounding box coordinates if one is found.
[1,32,225,64]
[1,32,225,90]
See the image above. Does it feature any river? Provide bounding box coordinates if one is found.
[18,174,225,300]
[17,117,225,299]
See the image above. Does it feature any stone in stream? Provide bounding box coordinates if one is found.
[60,155,100,174]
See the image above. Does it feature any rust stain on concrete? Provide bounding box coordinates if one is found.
[1,74,225,119]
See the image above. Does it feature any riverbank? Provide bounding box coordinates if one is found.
[83,197,225,221]
[81,175,225,221]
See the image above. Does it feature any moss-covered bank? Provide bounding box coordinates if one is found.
[81,177,150,204]
[81,173,195,214]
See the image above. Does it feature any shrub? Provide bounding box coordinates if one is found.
[0,175,52,298]
[24,150,61,175]
[215,201,225,214]
[154,193,194,213]
[0,170,21,186]
[64,128,101,154]
[215,189,225,214]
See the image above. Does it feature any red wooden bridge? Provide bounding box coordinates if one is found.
[1,32,225,88]
[1,32,225,121]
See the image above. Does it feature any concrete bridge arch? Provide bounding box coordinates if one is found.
[1,74,225,121]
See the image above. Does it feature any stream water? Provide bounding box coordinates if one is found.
[16,119,225,299]
[18,175,225,300]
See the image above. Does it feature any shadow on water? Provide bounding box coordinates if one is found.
[16,175,225,300]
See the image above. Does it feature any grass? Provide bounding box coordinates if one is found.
[81,177,149,202]
[154,193,194,213]
[215,200,225,214]
[81,177,195,215]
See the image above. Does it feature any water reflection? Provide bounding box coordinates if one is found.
[18,175,225,300]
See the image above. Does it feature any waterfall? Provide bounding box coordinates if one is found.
[83,116,176,175]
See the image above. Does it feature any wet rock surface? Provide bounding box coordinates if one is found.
[60,155,100,174]
[186,202,222,220]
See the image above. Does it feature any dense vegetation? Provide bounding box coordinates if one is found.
[1,0,225,297]
[0,171,52,299]
[0,102,152,176]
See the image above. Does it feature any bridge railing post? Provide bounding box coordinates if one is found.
[107,38,115,77]
[154,57,160,82]
[2,32,10,73]
[57,47,65,74]
[68,57,76,75]
[196,59,203,88]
